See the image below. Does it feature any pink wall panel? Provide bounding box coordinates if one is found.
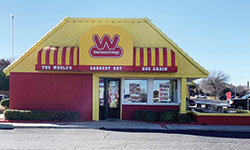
[195,115,250,125]
[10,73,92,121]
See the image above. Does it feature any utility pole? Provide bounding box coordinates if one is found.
[247,81,249,92]
[234,85,237,98]
[10,14,14,63]
[247,81,249,110]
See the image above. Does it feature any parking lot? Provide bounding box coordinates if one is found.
[0,128,249,150]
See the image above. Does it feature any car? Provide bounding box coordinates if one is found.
[0,94,8,101]
[196,95,207,99]
[219,95,235,100]
[229,94,250,110]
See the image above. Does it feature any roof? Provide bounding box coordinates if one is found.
[3,17,209,77]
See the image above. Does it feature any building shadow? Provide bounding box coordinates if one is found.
[99,128,250,139]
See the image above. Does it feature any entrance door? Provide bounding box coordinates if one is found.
[99,78,120,120]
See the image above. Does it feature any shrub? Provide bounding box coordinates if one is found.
[177,115,192,123]
[159,110,178,122]
[144,111,158,122]
[133,110,146,121]
[4,109,80,121]
[1,98,9,108]
[133,110,158,122]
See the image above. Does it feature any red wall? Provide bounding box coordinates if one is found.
[10,73,92,121]
[122,105,179,120]
[195,115,250,125]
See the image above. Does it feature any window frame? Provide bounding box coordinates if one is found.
[122,78,181,105]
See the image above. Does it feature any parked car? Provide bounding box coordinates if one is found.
[0,94,8,101]
[229,94,250,110]
[196,95,207,99]
[220,95,236,100]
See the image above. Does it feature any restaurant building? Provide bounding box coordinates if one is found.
[4,17,209,121]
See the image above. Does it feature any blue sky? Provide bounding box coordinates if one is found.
[0,0,249,85]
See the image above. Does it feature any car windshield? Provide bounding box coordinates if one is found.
[241,94,249,99]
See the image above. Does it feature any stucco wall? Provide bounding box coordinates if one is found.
[10,73,93,121]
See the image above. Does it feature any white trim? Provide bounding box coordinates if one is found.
[177,79,181,103]
[147,79,154,104]
[121,78,124,105]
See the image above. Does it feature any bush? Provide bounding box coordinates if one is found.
[144,111,158,122]
[159,110,178,122]
[1,98,9,108]
[4,109,80,121]
[133,110,158,122]
[133,110,193,123]
[177,115,192,123]
[133,110,145,121]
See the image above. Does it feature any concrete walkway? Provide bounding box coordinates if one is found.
[0,120,162,130]
[1,120,250,132]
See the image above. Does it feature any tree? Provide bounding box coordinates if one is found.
[0,59,10,91]
[236,85,248,97]
[228,84,248,97]
[189,83,203,96]
[199,70,230,99]
[0,59,10,72]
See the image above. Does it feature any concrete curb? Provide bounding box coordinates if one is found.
[1,121,250,132]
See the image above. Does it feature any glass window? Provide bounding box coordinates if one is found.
[153,80,177,103]
[99,78,105,107]
[123,80,147,103]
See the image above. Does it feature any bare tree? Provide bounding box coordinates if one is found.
[0,59,10,72]
[189,83,204,96]
[0,58,10,91]
[236,85,248,97]
[199,71,230,99]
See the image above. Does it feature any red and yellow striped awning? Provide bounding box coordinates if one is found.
[36,46,177,72]
[133,47,177,72]
[36,46,79,71]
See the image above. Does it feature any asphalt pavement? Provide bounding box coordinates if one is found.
[1,128,250,150]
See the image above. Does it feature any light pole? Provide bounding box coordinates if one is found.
[235,85,237,98]
[10,14,14,63]
[247,81,249,92]
[234,80,237,98]
[248,81,249,110]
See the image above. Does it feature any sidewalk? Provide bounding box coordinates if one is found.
[1,120,250,132]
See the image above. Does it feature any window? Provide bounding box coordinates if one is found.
[153,80,178,103]
[123,78,179,105]
[123,80,147,103]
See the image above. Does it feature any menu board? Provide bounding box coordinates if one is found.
[159,82,170,102]
[129,83,141,102]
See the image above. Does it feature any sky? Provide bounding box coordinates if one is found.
[0,0,249,86]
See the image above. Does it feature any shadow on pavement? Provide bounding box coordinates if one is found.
[99,128,250,139]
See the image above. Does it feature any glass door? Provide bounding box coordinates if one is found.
[99,78,105,120]
[99,78,120,120]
